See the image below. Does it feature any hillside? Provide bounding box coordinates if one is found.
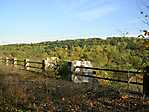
[0,37,145,111]
[0,37,145,69]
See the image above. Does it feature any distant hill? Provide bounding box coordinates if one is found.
[0,37,145,69]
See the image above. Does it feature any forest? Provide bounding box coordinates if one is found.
[0,36,146,70]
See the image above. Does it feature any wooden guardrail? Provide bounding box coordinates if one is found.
[0,57,47,72]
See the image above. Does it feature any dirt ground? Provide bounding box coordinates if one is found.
[0,65,144,112]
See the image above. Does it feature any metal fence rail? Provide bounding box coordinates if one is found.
[74,74,143,85]
[71,65,144,96]
[75,66,144,74]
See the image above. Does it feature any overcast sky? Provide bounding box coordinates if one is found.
[0,0,148,44]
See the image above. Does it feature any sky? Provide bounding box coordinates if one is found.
[0,0,148,44]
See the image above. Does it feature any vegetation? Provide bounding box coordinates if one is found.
[0,37,146,88]
[0,66,142,112]
[0,37,146,111]
[0,37,146,69]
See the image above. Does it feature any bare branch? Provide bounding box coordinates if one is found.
[141,19,149,26]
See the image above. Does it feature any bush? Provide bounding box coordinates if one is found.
[56,61,68,80]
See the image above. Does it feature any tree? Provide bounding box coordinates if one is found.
[138,0,149,26]
[140,11,149,26]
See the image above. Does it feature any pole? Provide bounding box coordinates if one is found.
[143,66,149,111]
[67,61,72,81]
[42,60,46,72]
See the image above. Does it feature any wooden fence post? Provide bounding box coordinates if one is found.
[44,58,50,71]
[143,66,149,111]
[67,61,72,81]
[6,57,9,65]
[14,57,17,67]
[3,57,5,64]
[11,58,14,66]
[0,57,2,63]
[24,59,30,70]
[24,59,27,70]
[42,60,46,72]
[26,59,30,70]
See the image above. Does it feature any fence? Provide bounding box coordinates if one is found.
[0,57,149,111]
[67,63,149,111]
[0,57,149,96]
[0,57,146,85]
[0,57,47,72]
[0,57,145,87]
[74,66,143,85]
[72,65,149,111]
[70,63,149,96]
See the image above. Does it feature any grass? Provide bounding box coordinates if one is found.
[0,64,143,112]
